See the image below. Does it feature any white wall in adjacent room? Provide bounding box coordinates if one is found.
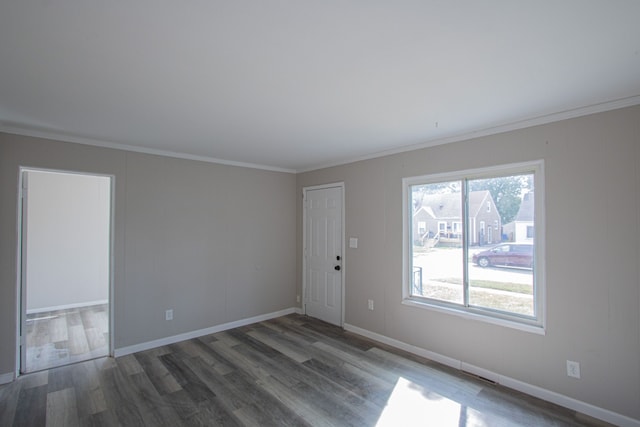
[25,170,110,312]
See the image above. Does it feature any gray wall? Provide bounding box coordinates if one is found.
[0,133,297,374]
[296,105,640,420]
[25,170,110,312]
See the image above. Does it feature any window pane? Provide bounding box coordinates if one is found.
[468,175,535,316]
[411,181,463,304]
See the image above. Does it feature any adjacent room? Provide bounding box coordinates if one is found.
[1,1,639,426]
[21,169,111,373]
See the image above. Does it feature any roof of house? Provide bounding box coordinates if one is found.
[468,190,491,217]
[515,192,534,221]
[414,190,492,219]
[414,206,436,220]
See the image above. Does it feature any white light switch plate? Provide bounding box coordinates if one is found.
[349,237,358,248]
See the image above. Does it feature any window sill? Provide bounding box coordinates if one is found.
[401,297,546,335]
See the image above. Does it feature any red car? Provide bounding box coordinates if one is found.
[472,243,533,269]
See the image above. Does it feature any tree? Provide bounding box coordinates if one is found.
[469,175,531,224]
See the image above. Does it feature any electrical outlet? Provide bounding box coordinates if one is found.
[566,360,580,378]
[368,299,374,311]
[165,309,173,321]
[296,295,300,303]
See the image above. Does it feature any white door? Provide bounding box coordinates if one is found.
[303,185,343,326]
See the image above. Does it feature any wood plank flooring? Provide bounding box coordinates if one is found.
[25,304,109,373]
[2,314,612,426]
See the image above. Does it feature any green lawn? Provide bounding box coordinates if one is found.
[434,277,532,295]
[415,280,534,316]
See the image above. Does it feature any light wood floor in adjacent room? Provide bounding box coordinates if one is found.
[1,314,612,426]
[25,304,109,373]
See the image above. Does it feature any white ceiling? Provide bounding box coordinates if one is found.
[1,1,639,172]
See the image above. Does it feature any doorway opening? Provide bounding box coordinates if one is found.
[18,168,113,373]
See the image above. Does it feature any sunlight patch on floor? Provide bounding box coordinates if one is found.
[376,377,488,427]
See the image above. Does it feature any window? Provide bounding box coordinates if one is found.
[403,161,544,331]
[526,225,534,238]
[418,221,426,235]
[452,222,462,236]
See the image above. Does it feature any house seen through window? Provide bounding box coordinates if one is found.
[405,161,543,329]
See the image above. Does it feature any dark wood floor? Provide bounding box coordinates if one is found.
[1,314,611,426]
[25,304,109,372]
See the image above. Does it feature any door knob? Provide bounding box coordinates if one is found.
[334,265,341,271]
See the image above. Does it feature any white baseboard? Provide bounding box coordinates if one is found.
[27,299,109,315]
[114,307,297,357]
[0,371,14,385]
[344,323,639,427]
[344,323,461,370]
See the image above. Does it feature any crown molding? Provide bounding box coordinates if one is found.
[0,122,296,174]
[297,95,640,173]
[3,95,639,175]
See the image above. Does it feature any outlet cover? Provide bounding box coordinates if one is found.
[165,309,173,321]
[566,360,580,378]
[368,299,374,310]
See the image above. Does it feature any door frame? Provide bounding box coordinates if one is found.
[302,182,345,327]
[15,167,116,376]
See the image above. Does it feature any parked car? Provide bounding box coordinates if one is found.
[472,243,533,269]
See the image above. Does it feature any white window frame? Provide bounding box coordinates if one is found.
[402,160,546,334]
